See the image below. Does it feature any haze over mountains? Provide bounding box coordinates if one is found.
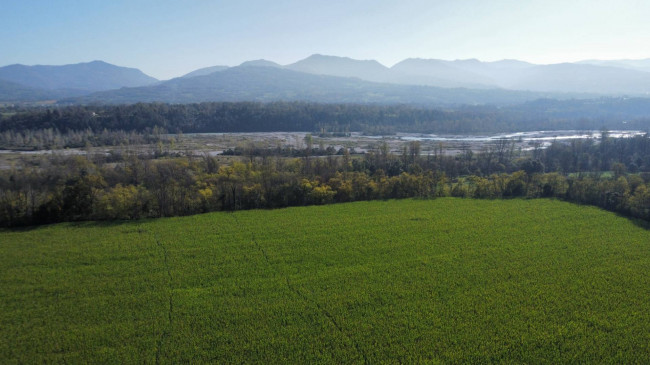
[76,65,554,106]
[0,61,158,100]
[2,55,650,105]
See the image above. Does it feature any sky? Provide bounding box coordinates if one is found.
[2,0,650,80]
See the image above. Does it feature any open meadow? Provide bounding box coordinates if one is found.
[1,198,649,363]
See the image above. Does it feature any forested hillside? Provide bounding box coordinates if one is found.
[3,99,650,136]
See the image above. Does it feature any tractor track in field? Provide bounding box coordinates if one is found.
[231,213,369,364]
[284,275,369,364]
[149,229,174,365]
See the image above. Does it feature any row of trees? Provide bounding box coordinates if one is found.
[3,100,650,136]
[1,135,650,226]
[0,128,165,150]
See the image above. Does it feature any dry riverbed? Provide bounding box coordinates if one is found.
[0,130,644,169]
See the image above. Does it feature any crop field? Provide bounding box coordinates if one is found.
[1,198,649,363]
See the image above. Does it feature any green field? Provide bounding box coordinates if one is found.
[1,198,649,363]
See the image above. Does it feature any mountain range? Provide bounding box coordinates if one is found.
[73,65,561,106]
[2,55,650,105]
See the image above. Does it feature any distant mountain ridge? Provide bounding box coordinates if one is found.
[3,55,650,104]
[282,55,650,94]
[0,79,57,102]
[285,55,497,89]
[286,54,393,82]
[240,59,283,68]
[64,65,580,106]
[180,65,229,79]
[0,61,159,102]
[507,63,650,94]
[578,59,650,73]
[187,54,650,95]
[0,60,158,92]
[390,58,498,88]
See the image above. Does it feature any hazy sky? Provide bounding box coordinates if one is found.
[2,0,650,79]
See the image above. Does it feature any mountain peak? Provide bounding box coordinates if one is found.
[301,54,385,65]
[239,59,282,68]
[453,58,481,63]
[0,61,158,92]
[286,54,390,83]
[289,54,388,70]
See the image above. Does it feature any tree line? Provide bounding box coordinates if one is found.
[2,100,650,137]
[1,134,649,227]
[0,128,166,150]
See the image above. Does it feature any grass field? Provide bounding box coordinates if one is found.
[1,198,649,363]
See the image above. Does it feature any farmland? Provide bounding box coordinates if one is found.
[1,198,649,363]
